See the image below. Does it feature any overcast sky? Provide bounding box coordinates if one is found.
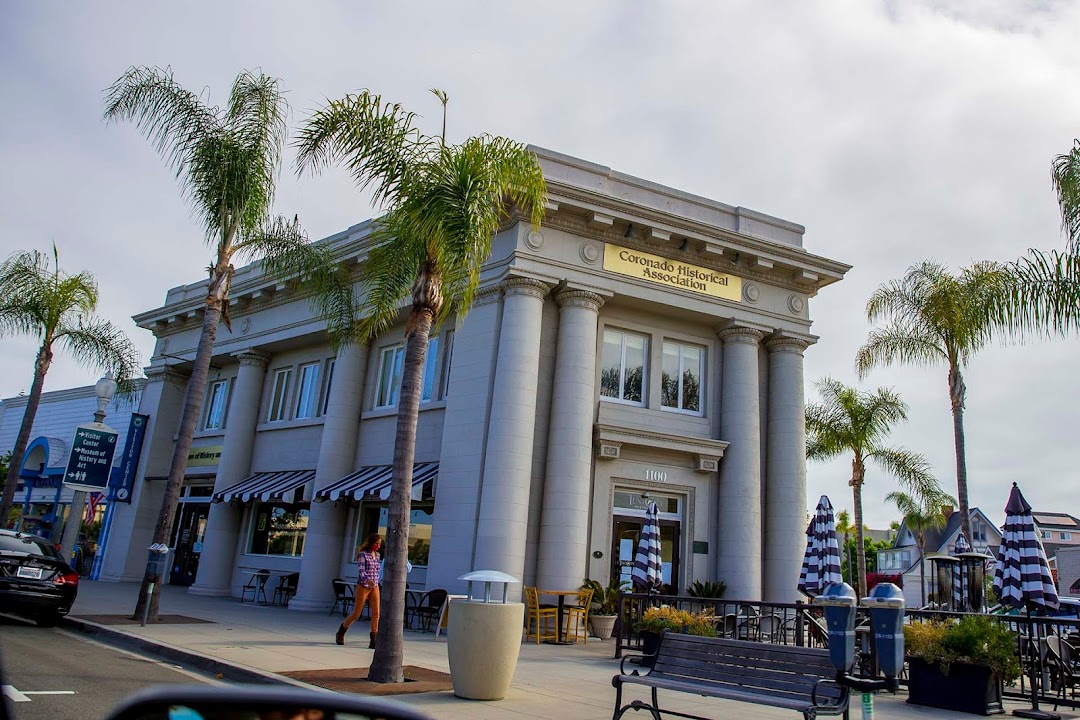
[2,1,1078,529]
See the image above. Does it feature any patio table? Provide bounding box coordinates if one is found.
[539,589,581,645]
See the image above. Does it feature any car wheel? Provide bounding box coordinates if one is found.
[36,613,62,628]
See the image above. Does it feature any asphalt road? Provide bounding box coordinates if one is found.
[0,614,209,720]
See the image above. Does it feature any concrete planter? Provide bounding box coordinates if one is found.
[590,614,616,640]
[447,600,524,700]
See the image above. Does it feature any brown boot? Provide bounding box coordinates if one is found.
[335,623,347,645]
[368,631,377,649]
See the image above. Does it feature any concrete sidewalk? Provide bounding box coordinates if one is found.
[65,580,1069,720]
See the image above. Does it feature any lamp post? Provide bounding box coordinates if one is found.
[59,372,117,570]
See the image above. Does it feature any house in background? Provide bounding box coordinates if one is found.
[1033,512,1080,579]
[877,507,1001,608]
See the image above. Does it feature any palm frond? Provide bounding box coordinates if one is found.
[355,222,427,341]
[1053,139,1080,252]
[855,325,945,377]
[869,446,936,499]
[226,71,289,234]
[55,315,141,386]
[991,248,1080,337]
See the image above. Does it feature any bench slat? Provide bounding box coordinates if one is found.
[659,635,835,667]
[653,648,834,678]
[619,675,814,712]
[653,660,835,697]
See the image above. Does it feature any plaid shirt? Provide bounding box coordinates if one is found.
[358,550,380,588]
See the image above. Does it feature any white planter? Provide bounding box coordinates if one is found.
[590,614,617,640]
[447,600,524,700]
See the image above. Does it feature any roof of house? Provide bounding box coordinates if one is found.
[891,508,1000,574]
[1033,512,1080,530]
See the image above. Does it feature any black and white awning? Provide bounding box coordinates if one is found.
[212,469,316,504]
[315,462,438,503]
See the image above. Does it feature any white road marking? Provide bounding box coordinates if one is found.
[2,685,76,702]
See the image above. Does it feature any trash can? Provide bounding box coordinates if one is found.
[447,570,524,700]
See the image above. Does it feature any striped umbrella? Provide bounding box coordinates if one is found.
[993,483,1059,611]
[631,501,663,593]
[952,532,970,611]
[798,495,843,598]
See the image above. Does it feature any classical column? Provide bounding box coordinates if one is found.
[536,289,605,593]
[764,335,809,603]
[189,350,269,596]
[717,325,765,601]
[473,278,549,586]
[291,342,368,611]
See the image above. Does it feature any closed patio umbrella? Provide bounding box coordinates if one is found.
[798,495,843,598]
[993,482,1060,720]
[631,501,663,593]
[952,531,970,611]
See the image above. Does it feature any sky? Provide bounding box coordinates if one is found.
[1,1,1078,529]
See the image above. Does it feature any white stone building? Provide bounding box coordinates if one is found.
[98,148,849,607]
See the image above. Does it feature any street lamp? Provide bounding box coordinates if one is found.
[60,371,116,569]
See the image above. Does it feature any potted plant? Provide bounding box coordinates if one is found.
[581,577,629,640]
[634,606,718,666]
[904,616,1020,715]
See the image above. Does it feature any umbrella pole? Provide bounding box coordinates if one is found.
[1013,606,1060,720]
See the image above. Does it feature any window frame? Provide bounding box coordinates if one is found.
[321,357,336,416]
[1063,532,1073,540]
[203,378,230,430]
[374,337,442,409]
[599,328,648,407]
[267,368,293,422]
[660,339,705,415]
[294,362,321,420]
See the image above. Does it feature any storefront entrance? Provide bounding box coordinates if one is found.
[611,489,683,595]
[169,485,212,586]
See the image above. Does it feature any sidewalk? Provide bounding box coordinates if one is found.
[66,580,1069,720]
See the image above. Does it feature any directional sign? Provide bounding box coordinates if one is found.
[110,413,149,503]
[63,423,119,492]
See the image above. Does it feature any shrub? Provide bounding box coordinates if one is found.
[687,579,727,598]
[581,576,629,615]
[635,606,717,637]
[904,616,1020,683]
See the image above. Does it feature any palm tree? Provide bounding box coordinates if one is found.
[295,90,546,683]
[835,509,853,584]
[805,378,937,597]
[0,247,140,526]
[886,488,954,607]
[104,66,353,621]
[855,261,1008,546]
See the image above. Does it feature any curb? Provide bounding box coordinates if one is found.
[62,616,312,689]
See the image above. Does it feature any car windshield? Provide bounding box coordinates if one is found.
[0,533,60,558]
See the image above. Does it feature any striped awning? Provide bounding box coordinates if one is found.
[316,462,438,503]
[212,469,316,503]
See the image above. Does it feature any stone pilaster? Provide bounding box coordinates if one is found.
[291,342,368,611]
[189,350,269,596]
[536,289,605,593]
[763,335,809,603]
[473,278,550,590]
[717,325,765,601]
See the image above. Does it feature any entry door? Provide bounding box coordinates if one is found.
[611,516,681,595]
[170,503,209,586]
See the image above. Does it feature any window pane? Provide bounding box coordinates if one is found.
[205,380,228,429]
[661,343,680,408]
[249,504,309,557]
[623,334,645,403]
[682,345,702,412]
[441,331,454,398]
[377,347,397,407]
[295,364,320,419]
[268,370,291,422]
[322,358,336,415]
[422,336,439,402]
[600,330,622,399]
[355,506,434,566]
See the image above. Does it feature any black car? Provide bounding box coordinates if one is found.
[0,528,79,626]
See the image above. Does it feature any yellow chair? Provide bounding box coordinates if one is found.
[565,588,593,644]
[524,586,558,644]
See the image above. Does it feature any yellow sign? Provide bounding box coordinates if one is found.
[187,445,223,467]
[603,245,741,301]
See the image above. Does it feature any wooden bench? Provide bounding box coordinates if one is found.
[612,632,849,720]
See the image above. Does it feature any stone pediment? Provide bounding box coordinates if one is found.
[593,423,728,473]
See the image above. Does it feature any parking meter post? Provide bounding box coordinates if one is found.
[141,544,169,627]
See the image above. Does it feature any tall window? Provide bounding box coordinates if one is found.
[358,506,434,566]
[375,338,440,409]
[661,341,703,413]
[321,358,336,415]
[267,368,292,422]
[248,503,309,557]
[294,362,320,419]
[600,329,647,404]
[204,379,229,430]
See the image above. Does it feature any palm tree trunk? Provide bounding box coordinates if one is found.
[852,459,867,598]
[948,363,972,545]
[368,307,433,684]
[132,301,222,621]
[0,343,53,527]
[917,539,926,607]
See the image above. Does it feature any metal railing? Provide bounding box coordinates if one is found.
[613,592,1080,710]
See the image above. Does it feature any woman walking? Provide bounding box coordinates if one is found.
[336,534,382,647]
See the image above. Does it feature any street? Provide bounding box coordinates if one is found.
[0,614,210,720]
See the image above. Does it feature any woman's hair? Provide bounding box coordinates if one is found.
[359,533,382,552]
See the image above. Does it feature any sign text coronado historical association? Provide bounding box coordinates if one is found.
[603,244,742,302]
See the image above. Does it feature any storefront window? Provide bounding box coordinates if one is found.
[248,503,309,557]
[357,506,434,566]
[600,329,647,404]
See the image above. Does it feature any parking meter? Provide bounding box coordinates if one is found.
[861,583,905,690]
[814,582,857,675]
